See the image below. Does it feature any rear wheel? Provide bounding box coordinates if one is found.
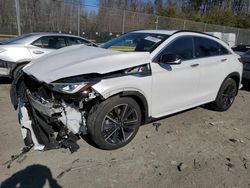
[87,96,141,150]
[210,78,238,111]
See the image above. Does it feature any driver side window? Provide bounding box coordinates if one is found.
[159,36,194,61]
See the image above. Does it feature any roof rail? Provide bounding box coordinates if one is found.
[172,30,219,39]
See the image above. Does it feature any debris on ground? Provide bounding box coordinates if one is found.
[226,158,231,162]
[171,161,178,165]
[209,121,224,126]
[3,145,32,168]
[57,167,72,179]
[152,122,161,132]
[242,158,247,169]
[229,138,238,143]
[229,138,245,144]
[177,162,187,171]
[72,158,79,164]
[193,159,201,170]
[226,163,234,170]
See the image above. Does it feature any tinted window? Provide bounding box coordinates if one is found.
[32,36,67,49]
[160,36,194,60]
[220,45,230,55]
[194,37,221,58]
[68,37,84,45]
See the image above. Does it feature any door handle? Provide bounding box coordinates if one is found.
[33,50,44,54]
[190,64,199,67]
[221,58,227,62]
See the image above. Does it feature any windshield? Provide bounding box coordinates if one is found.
[1,33,34,45]
[101,32,169,52]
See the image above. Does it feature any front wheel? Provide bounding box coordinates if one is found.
[210,78,238,111]
[87,96,141,150]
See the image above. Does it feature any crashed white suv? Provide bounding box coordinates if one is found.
[11,30,243,152]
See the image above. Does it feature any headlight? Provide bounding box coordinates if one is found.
[52,82,94,94]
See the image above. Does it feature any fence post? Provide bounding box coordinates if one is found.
[122,10,126,34]
[204,23,207,32]
[155,16,159,30]
[183,20,186,30]
[236,28,240,45]
[77,2,81,36]
[15,0,21,35]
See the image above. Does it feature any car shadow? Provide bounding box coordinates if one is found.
[0,164,62,188]
[0,77,12,84]
[242,81,250,91]
[81,134,100,149]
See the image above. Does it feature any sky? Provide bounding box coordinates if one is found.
[83,0,99,12]
[84,0,99,6]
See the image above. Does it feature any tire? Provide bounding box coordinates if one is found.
[12,65,25,79]
[87,96,141,150]
[210,78,238,111]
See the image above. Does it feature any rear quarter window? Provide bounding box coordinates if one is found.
[194,37,230,58]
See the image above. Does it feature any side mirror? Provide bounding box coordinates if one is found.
[159,53,182,64]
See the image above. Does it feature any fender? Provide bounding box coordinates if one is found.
[216,72,241,99]
[119,90,150,124]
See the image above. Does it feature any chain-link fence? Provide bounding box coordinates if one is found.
[1,0,250,44]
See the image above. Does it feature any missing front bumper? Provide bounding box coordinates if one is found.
[11,73,94,153]
[17,90,88,153]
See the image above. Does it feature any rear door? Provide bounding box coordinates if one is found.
[193,36,232,102]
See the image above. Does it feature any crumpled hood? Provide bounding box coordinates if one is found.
[24,45,151,83]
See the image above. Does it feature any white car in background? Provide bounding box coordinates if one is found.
[0,33,97,78]
[11,30,243,152]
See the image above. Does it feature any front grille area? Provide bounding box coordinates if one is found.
[23,73,52,100]
[23,73,84,102]
[23,73,42,92]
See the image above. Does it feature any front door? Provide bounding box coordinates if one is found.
[151,36,201,118]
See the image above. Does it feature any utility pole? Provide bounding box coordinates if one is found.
[15,0,21,35]
[248,0,250,15]
[122,0,127,34]
[122,10,126,34]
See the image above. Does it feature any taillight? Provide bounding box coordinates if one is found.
[238,58,245,64]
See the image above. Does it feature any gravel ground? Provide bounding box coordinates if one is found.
[0,78,250,188]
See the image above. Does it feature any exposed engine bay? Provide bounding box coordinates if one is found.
[11,73,100,153]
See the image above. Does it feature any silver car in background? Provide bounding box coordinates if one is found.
[0,33,97,78]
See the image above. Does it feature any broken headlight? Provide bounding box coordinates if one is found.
[52,82,94,94]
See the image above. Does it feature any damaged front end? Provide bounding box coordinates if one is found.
[11,72,99,153]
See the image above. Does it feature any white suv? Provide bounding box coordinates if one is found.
[11,30,243,152]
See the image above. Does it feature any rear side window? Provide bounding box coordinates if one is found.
[68,37,84,45]
[32,36,67,49]
[160,36,194,60]
[194,37,230,58]
[220,45,230,55]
